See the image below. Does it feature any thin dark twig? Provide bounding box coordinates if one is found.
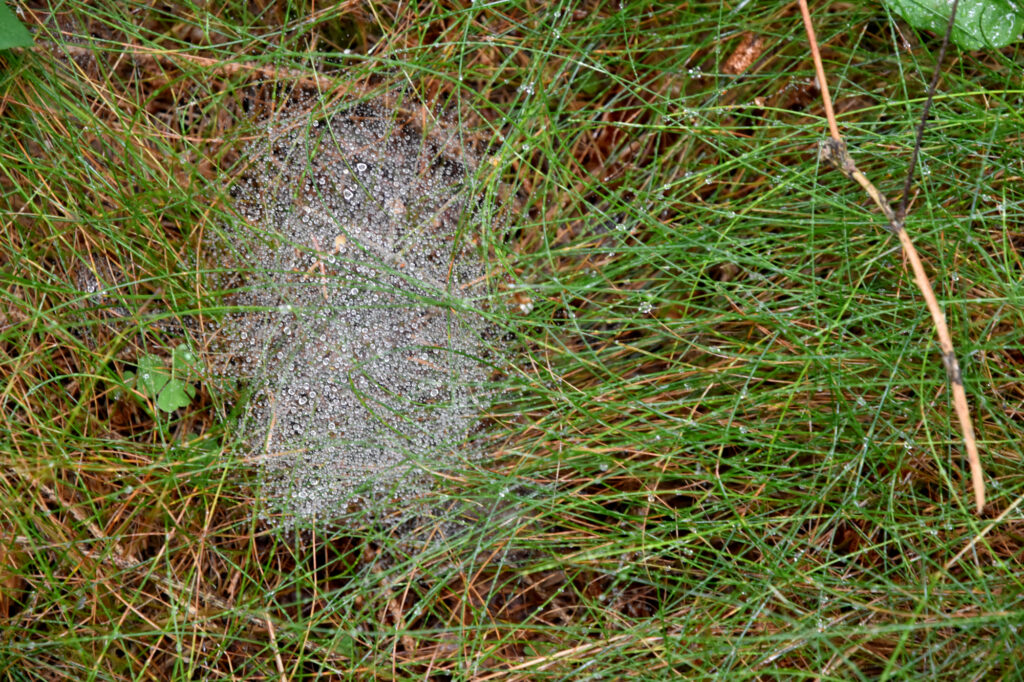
[895,0,961,223]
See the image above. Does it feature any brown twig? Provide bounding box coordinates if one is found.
[797,0,983,513]
[797,4,840,142]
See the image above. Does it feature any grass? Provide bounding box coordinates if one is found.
[1,0,1023,679]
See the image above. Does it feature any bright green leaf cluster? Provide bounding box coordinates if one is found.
[884,0,1024,50]
[124,344,199,413]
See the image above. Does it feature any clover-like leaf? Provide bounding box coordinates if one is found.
[172,343,200,374]
[156,379,197,412]
[884,0,1024,50]
[135,354,170,397]
[126,348,199,412]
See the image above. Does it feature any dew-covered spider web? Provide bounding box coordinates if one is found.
[210,99,506,527]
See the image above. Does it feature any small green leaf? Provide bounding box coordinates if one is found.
[172,343,199,373]
[0,4,33,50]
[129,348,199,412]
[135,355,170,397]
[884,0,1024,50]
[156,379,196,413]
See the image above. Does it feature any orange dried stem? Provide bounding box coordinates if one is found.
[800,3,984,513]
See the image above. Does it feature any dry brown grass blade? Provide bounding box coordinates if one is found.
[32,41,481,173]
[11,468,348,669]
[797,0,984,513]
